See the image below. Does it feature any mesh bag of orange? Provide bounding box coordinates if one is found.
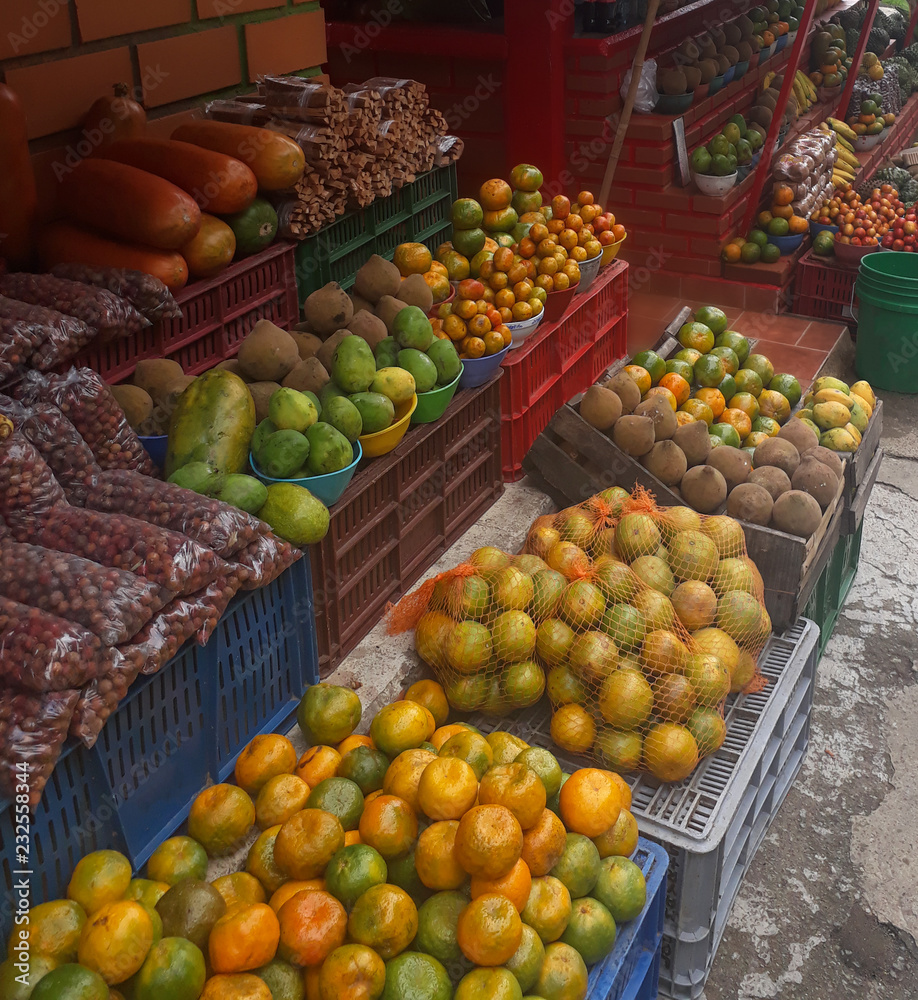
[389,485,771,784]
[386,546,551,721]
[521,485,771,782]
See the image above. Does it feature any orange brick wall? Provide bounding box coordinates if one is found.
[0,0,327,210]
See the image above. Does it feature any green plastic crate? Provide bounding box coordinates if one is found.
[803,520,863,660]
[294,164,457,304]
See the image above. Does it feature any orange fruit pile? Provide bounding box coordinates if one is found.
[17,682,648,1000]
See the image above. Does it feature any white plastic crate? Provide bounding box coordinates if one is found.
[470,618,819,1000]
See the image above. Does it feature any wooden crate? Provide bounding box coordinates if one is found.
[525,393,847,633]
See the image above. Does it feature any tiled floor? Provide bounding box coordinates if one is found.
[627,291,847,387]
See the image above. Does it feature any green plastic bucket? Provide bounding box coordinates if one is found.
[855,253,918,392]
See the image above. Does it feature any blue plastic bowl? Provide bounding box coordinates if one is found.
[708,75,725,95]
[722,65,735,84]
[810,220,839,238]
[775,33,788,51]
[250,440,362,507]
[734,59,750,80]
[458,344,509,389]
[139,434,168,469]
[766,232,805,255]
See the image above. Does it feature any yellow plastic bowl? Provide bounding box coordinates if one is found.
[358,394,418,458]
[601,234,627,266]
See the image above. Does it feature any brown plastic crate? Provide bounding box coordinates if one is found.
[310,372,503,676]
[67,242,299,382]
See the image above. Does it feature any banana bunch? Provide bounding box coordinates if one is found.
[819,121,859,187]
[827,116,858,143]
[793,71,818,111]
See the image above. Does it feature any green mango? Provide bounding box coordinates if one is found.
[397,349,438,393]
[331,336,376,393]
[305,422,354,475]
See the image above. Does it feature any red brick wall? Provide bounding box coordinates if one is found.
[0,1,327,210]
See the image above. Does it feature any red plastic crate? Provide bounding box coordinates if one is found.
[791,248,857,324]
[68,242,299,382]
[310,373,503,676]
[499,258,628,419]
[500,261,629,482]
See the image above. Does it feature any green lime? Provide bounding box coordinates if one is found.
[505,924,545,993]
[665,359,694,382]
[718,373,737,402]
[710,346,739,376]
[632,350,666,384]
[337,746,390,795]
[761,242,781,263]
[691,147,713,174]
[549,833,601,899]
[747,229,768,247]
[416,891,470,974]
[751,415,779,436]
[694,305,727,335]
[767,217,789,237]
[560,896,617,964]
[744,353,775,384]
[325,844,388,909]
[515,747,563,798]
[382,951,452,1000]
[708,422,741,448]
[708,134,730,156]
[593,857,647,923]
[734,368,763,397]
[306,777,364,831]
[768,373,802,406]
[740,242,761,264]
[694,354,727,388]
[674,347,702,366]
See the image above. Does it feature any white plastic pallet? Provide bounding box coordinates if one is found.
[471,618,820,1000]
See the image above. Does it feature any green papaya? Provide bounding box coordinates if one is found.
[305,422,353,475]
[216,474,269,514]
[322,396,363,442]
[332,336,375,393]
[258,483,329,546]
[427,339,462,385]
[319,381,349,408]
[350,392,395,435]
[250,418,277,456]
[397,349,438,392]
[302,390,322,418]
[167,461,224,496]
[257,429,311,479]
[375,337,400,370]
[165,370,255,478]
[393,305,434,351]
[268,387,318,432]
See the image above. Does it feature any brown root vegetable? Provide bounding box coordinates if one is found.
[680,464,727,513]
[747,465,791,501]
[753,437,800,478]
[237,320,300,382]
[771,490,822,538]
[641,440,688,486]
[602,372,641,413]
[282,358,329,395]
[354,254,401,303]
[109,384,153,430]
[634,397,677,440]
[809,445,844,481]
[304,281,353,337]
[612,415,655,457]
[726,482,774,525]
[778,419,819,454]
[580,385,623,431]
[791,455,838,509]
[706,447,752,492]
[672,420,711,467]
[247,381,281,423]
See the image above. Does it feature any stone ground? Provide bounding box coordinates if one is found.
[321,335,918,999]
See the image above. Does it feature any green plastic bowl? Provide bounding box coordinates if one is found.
[411,367,463,424]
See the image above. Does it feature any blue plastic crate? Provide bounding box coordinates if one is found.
[0,558,318,941]
[589,839,668,1000]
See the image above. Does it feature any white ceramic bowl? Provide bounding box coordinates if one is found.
[694,171,738,197]
[506,312,544,349]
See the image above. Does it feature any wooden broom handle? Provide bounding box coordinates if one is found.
[599,0,662,207]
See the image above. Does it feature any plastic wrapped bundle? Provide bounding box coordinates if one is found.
[0,539,169,646]
[0,596,116,692]
[0,295,95,369]
[231,532,301,591]
[192,574,242,645]
[81,469,266,558]
[0,687,79,807]
[389,486,771,784]
[28,507,224,595]
[0,317,48,380]
[69,657,139,749]
[0,271,150,339]
[49,263,182,323]
[10,401,101,496]
[21,369,157,476]
[0,429,67,529]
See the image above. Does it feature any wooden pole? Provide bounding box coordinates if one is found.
[598,0,662,207]
[835,0,880,122]
[739,4,817,237]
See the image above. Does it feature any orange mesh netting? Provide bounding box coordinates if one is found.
[387,485,771,784]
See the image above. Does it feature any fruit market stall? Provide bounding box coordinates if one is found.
[523,302,882,650]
